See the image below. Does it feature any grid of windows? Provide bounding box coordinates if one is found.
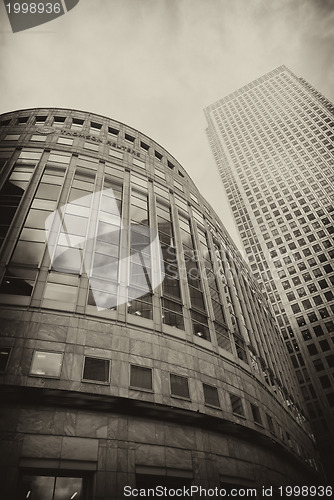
[0,108,316,458]
[205,65,334,454]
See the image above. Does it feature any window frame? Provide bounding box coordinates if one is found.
[170,373,190,400]
[29,350,63,379]
[82,355,111,384]
[129,364,153,392]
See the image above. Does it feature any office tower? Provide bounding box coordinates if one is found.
[205,65,334,475]
[0,108,320,499]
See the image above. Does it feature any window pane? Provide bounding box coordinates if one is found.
[62,215,88,236]
[0,347,11,371]
[52,247,82,274]
[35,183,61,201]
[203,383,220,407]
[19,475,54,500]
[11,241,45,266]
[30,351,62,377]
[44,283,77,303]
[54,477,83,500]
[170,374,189,398]
[130,365,152,390]
[83,357,110,383]
[25,209,51,229]
[230,394,244,416]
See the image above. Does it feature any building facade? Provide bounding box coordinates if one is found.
[0,108,321,499]
[204,66,334,476]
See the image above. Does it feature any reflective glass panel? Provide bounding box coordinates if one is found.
[30,351,62,377]
[11,241,45,266]
[44,283,77,303]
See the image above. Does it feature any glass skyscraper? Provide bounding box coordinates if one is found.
[205,65,334,475]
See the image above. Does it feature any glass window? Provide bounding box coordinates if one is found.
[230,394,244,417]
[61,214,88,237]
[30,351,62,377]
[130,365,152,391]
[31,135,47,142]
[0,347,11,372]
[0,267,38,296]
[5,134,20,141]
[84,142,99,151]
[191,310,210,340]
[44,283,77,304]
[18,473,84,500]
[203,383,220,408]
[82,356,110,383]
[170,374,190,399]
[162,298,184,330]
[250,403,262,425]
[35,183,61,201]
[266,413,275,434]
[109,148,123,160]
[11,241,45,266]
[57,137,73,146]
[48,153,71,164]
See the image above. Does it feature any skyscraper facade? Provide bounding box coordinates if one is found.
[0,108,321,498]
[205,65,334,474]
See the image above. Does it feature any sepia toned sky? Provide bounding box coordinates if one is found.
[1,0,334,250]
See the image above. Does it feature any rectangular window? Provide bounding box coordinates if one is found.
[18,473,85,500]
[203,383,220,408]
[84,142,99,152]
[266,413,275,434]
[82,356,110,383]
[230,394,244,417]
[30,351,62,378]
[125,133,135,142]
[53,116,66,127]
[170,373,190,399]
[250,403,262,425]
[109,148,123,160]
[130,365,152,391]
[162,298,184,330]
[108,126,119,136]
[0,347,11,372]
[57,137,74,146]
[31,134,47,142]
[4,134,20,141]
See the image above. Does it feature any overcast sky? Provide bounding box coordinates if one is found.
[1,0,334,251]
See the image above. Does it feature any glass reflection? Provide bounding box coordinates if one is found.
[54,477,83,500]
[0,267,36,296]
[11,241,45,266]
[19,475,54,500]
[18,475,83,500]
[30,351,62,377]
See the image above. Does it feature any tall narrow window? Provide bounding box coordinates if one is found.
[203,383,220,408]
[0,347,11,372]
[230,394,244,417]
[250,403,262,425]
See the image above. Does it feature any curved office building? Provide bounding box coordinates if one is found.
[0,109,321,499]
